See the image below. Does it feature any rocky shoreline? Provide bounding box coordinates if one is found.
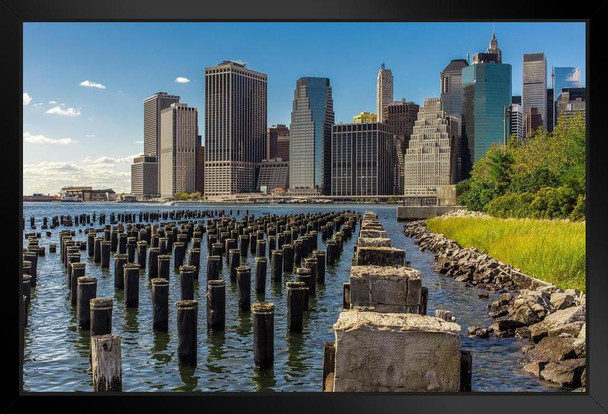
[403,213,586,391]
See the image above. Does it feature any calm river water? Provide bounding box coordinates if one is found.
[22,202,556,392]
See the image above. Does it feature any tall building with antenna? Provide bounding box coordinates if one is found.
[376,63,393,123]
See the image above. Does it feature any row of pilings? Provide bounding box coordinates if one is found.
[21,209,361,391]
[322,211,472,392]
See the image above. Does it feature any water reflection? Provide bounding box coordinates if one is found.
[252,366,276,392]
[175,364,200,391]
[123,307,139,333]
[151,331,171,364]
[206,331,226,374]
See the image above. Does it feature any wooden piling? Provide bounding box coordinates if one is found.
[90,298,113,336]
[270,250,283,283]
[252,302,274,370]
[229,249,240,282]
[236,266,252,312]
[314,250,326,284]
[123,264,141,308]
[296,267,314,296]
[282,244,294,273]
[254,257,267,294]
[286,282,305,333]
[179,265,196,300]
[77,276,97,329]
[91,334,122,392]
[158,254,171,280]
[70,262,86,304]
[151,278,169,332]
[207,255,220,281]
[101,241,111,268]
[147,248,160,279]
[206,279,225,331]
[176,300,198,366]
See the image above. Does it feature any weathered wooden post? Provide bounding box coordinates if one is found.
[77,277,97,329]
[304,257,318,287]
[158,254,171,280]
[225,238,237,264]
[229,249,240,282]
[173,242,185,270]
[118,233,128,254]
[296,267,315,296]
[177,300,198,366]
[239,234,249,258]
[126,238,137,263]
[314,250,326,284]
[71,262,86,304]
[90,298,113,336]
[256,239,266,258]
[252,302,274,369]
[147,248,160,279]
[236,266,252,312]
[282,244,294,273]
[87,231,96,257]
[101,241,111,269]
[270,250,283,283]
[91,334,122,392]
[207,279,225,331]
[293,240,303,267]
[187,248,201,279]
[286,282,305,333]
[123,263,141,308]
[326,240,337,265]
[420,286,428,316]
[179,265,196,301]
[136,241,147,269]
[93,237,103,264]
[151,278,169,331]
[207,255,220,281]
[460,350,472,392]
[254,257,267,294]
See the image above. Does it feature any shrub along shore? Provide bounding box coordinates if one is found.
[426,215,585,292]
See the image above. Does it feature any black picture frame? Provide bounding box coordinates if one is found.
[4,0,607,413]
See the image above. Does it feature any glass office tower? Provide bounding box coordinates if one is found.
[461,33,512,178]
[552,67,581,128]
[289,77,334,195]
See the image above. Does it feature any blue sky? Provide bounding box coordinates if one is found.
[22,22,586,195]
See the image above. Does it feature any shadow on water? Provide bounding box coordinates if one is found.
[174,364,200,392]
[151,331,171,364]
[205,330,226,373]
[123,307,139,333]
[286,332,306,374]
[235,309,253,336]
[252,366,277,392]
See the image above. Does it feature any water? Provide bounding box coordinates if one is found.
[22,202,557,392]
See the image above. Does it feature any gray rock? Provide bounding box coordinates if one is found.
[523,361,546,378]
[540,359,586,387]
[490,319,525,332]
[525,336,577,363]
[528,305,586,343]
[550,292,574,310]
[548,321,584,338]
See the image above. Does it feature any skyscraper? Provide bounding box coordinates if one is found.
[522,52,547,129]
[266,124,290,159]
[552,67,581,127]
[143,92,180,191]
[331,122,394,196]
[131,155,159,200]
[376,63,393,123]
[404,98,459,195]
[382,99,420,146]
[509,103,524,141]
[546,89,554,133]
[289,77,334,195]
[159,103,198,198]
[204,61,267,196]
[524,107,543,138]
[440,59,469,121]
[462,31,512,177]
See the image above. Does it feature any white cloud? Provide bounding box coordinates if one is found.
[45,106,81,117]
[48,100,57,104]
[23,159,133,195]
[175,77,190,83]
[85,134,96,138]
[33,103,44,106]
[134,140,144,144]
[23,131,75,145]
[23,93,32,105]
[82,153,140,165]
[80,80,106,89]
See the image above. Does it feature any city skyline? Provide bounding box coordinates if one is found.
[23,22,585,194]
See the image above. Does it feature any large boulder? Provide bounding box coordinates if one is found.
[524,336,577,364]
[548,321,584,338]
[550,292,575,310]
[540,359,586,387]
[528,305,586,343]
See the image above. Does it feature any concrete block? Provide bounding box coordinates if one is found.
[359,229,388,238]
[357,237,392,247]
[332,310,461,392]
[355,246,405,266]
[349,265,421,313]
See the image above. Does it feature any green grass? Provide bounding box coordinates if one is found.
[426,217,586,292]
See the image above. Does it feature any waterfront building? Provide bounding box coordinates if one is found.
[143,92,180,191]
[552,67,582,126]
[440,58,469,124]
[512,95,521,105]
[289,77,334,195]
[257,157,289,192]
[524,107,543,138]
[382,99,419,146]
[509,104,524,141]
[462,31,512,178]
[204,61,267,196]
[353,112,377,124]
[404,98,458,196]
[196,143,204,195]
[131,155,159,200]
[522,52,547,130]
[376,63,393,123]
[266,124,290,159]
[556,87,586,121]
[546,89,554,133]
[331,122,394,196]
[393,136,406,196]
[159,103,198,198]
[60,186,116,201]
